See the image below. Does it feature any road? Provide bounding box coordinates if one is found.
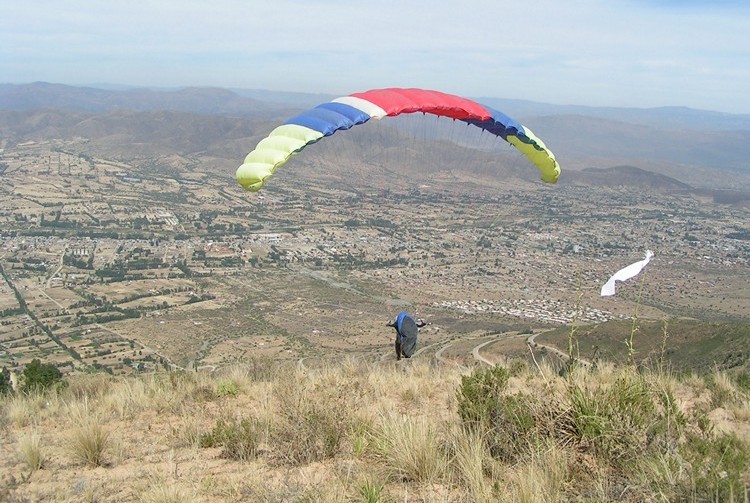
[296,329,592,372]
[471,339,497,366]
[526,332,591,367]
[45,250,65,289]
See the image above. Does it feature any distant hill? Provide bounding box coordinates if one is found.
[0,82,287,117]
[2,82,750,187]
[0,108,273,163]
[564,165,693,191]
[4,82,749,131]
[526,114,750,175]
[478,97,750,132]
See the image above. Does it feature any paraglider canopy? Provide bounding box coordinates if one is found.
[236,88,560,192]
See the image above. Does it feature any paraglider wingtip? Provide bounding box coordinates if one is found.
[542,165,561,184]
[246,182,264,192]
[236,163,271,192]
[236,179,264,192]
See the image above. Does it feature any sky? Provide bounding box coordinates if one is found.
[2,0,749,114]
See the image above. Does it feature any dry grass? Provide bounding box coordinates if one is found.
[732,400,750,422]
[271,366,357,465]
[65,399,111,467]
[171,412,205,449]
[504,442,569,503]
[708,367,743,408]
[1,357,750,502]
[137,474,196,503]
[17,430,44,471]
[5,392,45,427]
[102,376,150,420]
[446,426,496,502]
[68,418,111,467]
[370,411,448,483]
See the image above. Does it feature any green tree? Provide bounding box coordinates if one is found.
[0,366,12,395]
[21,359,63,393]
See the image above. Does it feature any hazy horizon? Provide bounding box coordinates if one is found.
[2,1,750,114]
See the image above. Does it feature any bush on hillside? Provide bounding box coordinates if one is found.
[455,361,750,499]
[272,370,357,466]
[200,417,262,461]
[456,365,509,428]
[0,367,12,395]
[21,359,63,393]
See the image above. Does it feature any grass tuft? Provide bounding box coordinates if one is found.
[447,426,496,503]
[506,442,569,503]
[215,379,239,398]
[271,368,355,466]
[17,430,44,471]
[370,411,447,483]
[137,478,194,503]
[356,478,385,503]
[200,416,263,461]
[68,417,110,467]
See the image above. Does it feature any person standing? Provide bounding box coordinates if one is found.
[387,311,427,360]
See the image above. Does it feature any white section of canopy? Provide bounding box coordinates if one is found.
[332,96,388,120]
[601,250,654,297]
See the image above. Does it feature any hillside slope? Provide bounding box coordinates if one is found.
[2,357,750,502]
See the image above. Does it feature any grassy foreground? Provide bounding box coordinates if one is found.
[2,357,750,502]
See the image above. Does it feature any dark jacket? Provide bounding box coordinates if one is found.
[387,313,426,360]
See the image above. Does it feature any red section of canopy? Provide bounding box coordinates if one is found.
[351,88,492,121]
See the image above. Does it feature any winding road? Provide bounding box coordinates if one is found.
[294,328,592,372]
[526,332,591,367]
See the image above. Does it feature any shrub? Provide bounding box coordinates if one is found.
[457,365,556,462]
[490,392,553,462]
[455,363,690,483]
[681,431,750,501]
[569,375,685,468]
[272,369,355,466]
[200,417,261,461]
[734,370,750,394]
[456,365,510,427]
[0,367,12,395]
[21,359,63,393]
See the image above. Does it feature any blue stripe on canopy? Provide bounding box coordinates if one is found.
[317,102,372,125]
[463,106,523,140]
[285,103,369,136]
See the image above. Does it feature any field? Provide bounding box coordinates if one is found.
[1,138,749,378]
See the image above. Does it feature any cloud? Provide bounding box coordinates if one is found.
[2,0,749,113]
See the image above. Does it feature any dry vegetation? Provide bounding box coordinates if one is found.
[2,355,750,502]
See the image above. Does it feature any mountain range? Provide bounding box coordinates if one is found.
[1,82,749,190]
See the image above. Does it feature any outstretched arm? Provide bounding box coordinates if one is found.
[416,318,427,328]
